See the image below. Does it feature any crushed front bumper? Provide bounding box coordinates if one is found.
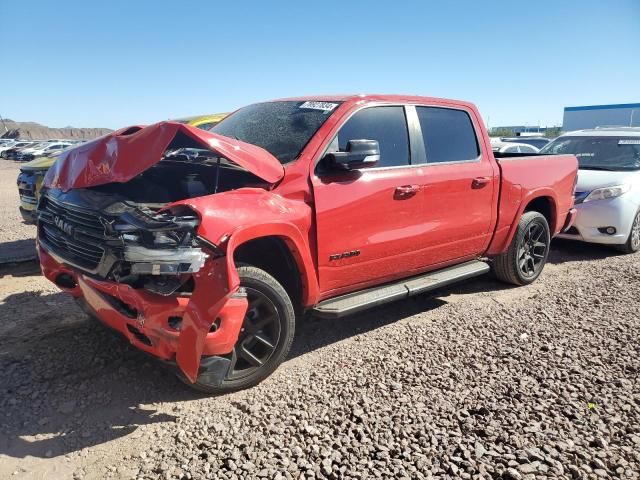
[38,245,248,384]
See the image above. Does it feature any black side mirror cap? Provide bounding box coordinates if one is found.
[323,139,380,170]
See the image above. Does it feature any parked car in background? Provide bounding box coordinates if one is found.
[492,141,540,154]
[18,141,72,161]
[1,141,39,159]
[16,141,53,157]
[501,137,551,149]
[17,154,59,222]
[37,95,578,393]
[0,139,17,153]
[540,128,640,253]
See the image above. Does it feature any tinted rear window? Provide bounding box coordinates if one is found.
[416,107,480,163]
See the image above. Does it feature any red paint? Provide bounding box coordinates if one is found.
[39,246,247,381]
[44,121,284,191]
[39,94,578,382]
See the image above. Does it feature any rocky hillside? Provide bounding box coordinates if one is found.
[0,119,112,140]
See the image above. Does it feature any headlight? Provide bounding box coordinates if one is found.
[583,184,631,202]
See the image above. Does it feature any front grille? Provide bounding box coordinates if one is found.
[38,196,109,271]
[17,173,37,205]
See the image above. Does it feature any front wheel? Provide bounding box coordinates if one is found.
[181,265,296,394]
[616,210,640,254]
[493,211,551,286]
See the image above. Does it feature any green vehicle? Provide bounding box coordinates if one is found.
[17,154,58,223]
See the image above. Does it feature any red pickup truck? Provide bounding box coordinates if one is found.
[37,95,578,393]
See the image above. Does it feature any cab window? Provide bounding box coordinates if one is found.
[330,106,410,168]
[416,107,480,163]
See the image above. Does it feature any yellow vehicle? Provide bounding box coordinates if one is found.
[17,113,228,224]
[176,112,228,130]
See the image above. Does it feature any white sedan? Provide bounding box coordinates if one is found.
[490,140,540,154]
[539,128,640,253]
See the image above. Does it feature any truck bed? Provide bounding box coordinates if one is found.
[487,153,578,255]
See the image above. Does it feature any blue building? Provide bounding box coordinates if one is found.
[563,103,640,131]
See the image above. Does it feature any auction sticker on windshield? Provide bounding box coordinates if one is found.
[299,101,338,112]
[619,139,640,145]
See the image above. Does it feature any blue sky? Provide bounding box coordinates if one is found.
[1,0,639,129]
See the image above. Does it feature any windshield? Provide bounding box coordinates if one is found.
[539,136,640,171]
[211,100,341,164]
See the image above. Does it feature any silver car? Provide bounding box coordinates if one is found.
[539,128,640,253]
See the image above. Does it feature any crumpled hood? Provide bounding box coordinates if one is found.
[576,169,640,192]
[43,121,285,191]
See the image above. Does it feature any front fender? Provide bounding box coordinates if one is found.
[171,189,319,381]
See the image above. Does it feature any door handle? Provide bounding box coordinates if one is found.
[394,185,419,199]
[472,177,491,189]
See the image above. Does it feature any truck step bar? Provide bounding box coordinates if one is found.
[312,260,490,319]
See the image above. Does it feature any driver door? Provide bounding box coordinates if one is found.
[312,105,428,296]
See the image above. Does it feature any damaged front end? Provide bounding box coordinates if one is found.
[36,121,285,384]
[37,186,246,385]
[39,188,208,295]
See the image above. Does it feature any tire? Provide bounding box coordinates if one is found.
[183,265,296,394]
[615,210,640,254]
[493,211,551,286]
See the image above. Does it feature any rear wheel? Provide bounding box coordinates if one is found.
[184,265,295,394]
[493,211,551,286]
[616,210,640,254]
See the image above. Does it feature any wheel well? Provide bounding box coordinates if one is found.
[524,196,555,230]
[233,236,302,310]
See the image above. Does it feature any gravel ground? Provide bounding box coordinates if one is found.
[0,241,639,479]
[0,160,37,263]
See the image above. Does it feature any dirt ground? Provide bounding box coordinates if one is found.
[0,162,638,479]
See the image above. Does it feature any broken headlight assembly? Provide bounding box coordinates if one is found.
[107,205,212,294]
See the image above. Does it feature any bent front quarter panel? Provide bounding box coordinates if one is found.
[487,154,578,255]
[174,188,320,305]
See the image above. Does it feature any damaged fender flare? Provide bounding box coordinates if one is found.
[176,223,319,383]
[223,223,320,307]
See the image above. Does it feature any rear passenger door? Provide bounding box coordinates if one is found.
[410,105,497,266]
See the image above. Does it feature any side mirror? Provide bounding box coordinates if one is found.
[323,139,380,170]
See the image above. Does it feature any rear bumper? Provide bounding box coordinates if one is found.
[38,244,247,383]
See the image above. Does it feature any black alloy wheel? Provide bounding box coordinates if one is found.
[226,286,281,380]
[493,211,551,286]
[518,221,549,278]
[183,265,296,394]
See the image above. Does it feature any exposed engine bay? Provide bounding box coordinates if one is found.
[90,149,268,205]
[38,149,267,297]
